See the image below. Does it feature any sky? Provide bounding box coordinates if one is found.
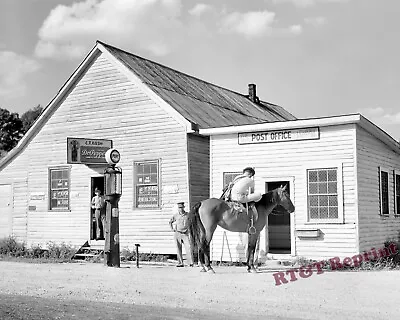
[0,0,399,140]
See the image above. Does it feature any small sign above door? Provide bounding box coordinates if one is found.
[67,138,113,164]
[238,127,320,145]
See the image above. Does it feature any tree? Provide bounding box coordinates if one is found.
[21,104,43,133]
[0,108,24,152]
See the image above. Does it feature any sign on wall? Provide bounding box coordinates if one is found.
[238,127,320,145]
[67,138,113,164]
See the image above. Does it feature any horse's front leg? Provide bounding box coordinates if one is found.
[247,232,259,273]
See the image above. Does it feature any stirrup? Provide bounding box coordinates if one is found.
[246,202,257,235]
[248,225,257,235]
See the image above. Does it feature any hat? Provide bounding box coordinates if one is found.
[177,202,185,208]
[243,167,255,176]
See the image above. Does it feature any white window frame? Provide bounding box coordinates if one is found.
[133,159,161,210]
[379,166,390,216]
[304,161,344,224]
[394,169,400,216]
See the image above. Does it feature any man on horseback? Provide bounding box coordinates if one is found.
[225,167,263,228]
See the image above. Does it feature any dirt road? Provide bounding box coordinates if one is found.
[0,261,398,319]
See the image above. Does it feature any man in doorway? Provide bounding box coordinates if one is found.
[169,202,194,267]
[91,188,106,240]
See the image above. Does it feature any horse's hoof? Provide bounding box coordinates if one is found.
[207,268,215,274]
[200,267,207,272]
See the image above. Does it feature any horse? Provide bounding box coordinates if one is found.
[188,185,295,273]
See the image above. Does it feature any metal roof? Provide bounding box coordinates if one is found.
[100,41,297,129]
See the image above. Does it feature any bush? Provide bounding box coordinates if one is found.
[0,236,27,256]
[46,241,76,260]
[0,237,77,262]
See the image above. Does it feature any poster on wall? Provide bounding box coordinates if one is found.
[67,138,113,164]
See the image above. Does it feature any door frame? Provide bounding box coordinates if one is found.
[89,176,105,243]
[257,176,295,257]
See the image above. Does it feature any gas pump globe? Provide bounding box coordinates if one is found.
[103,148,122,267]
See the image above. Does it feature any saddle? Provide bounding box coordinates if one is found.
[225,200,259,233]
[220,183,259,234]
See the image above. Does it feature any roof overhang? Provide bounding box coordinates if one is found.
[199,113,400,154]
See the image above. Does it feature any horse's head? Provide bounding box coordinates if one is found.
[273,184,295,213]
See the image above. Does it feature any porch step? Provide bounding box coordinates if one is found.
[72,241,104,260]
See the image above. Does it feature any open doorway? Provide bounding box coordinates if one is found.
[90,176,105,241]
[265,181,291,253]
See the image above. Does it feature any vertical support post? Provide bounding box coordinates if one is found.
[135,244,140,268]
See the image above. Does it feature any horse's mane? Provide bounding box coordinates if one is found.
[256,190,275,207]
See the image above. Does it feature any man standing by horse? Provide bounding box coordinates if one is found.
[169,202,194,267]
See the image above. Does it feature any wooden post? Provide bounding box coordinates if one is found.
[135,244,140,268]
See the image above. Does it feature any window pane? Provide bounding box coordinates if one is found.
[319,195,328,206]
[318,170,327,182]
[143,165,150,174]
[329,207,338,218]
[328,182,337,193]
[309,182,318,194]
[328,169,337,181]
[318,182,327,194]
[150,163,157,174]
[320,207,329,219]
[308,170,318,182]
[309,207,319,219]
[309,195,318,206]
[329,195,338,206]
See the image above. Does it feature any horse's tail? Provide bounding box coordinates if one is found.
[188,201,206,250]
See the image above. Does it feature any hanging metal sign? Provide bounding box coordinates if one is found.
[67,138,113,164]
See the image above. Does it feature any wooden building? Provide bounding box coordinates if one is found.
[200,115,400,260]
[0,41,295,253]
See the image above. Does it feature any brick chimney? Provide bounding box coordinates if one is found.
[248,83,257,103]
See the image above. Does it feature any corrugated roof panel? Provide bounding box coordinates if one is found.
[100,42,297,128]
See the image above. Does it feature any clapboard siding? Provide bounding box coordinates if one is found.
[12,181,28,242]
[0,53,189,253]
[356,127,400,252]
[210,124,358,260]
[187,134,210,208]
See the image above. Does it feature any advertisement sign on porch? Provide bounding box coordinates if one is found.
[238,127,320,145]
[67,138,113,164]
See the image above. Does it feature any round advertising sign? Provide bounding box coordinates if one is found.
[105,149,120,165]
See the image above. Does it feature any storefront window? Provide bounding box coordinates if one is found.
[134,160,159,208]
[49,167,70,210]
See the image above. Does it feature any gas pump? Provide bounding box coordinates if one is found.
[104,148,122,267]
